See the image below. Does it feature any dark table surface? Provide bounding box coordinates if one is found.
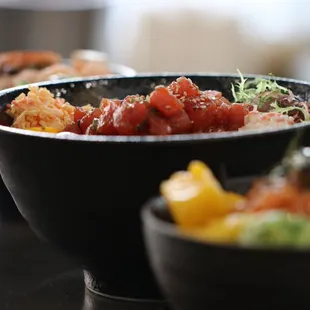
[0,217,81,310]
[0,199,167,310]
[0,172,257,310]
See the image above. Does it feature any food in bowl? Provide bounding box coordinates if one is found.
[160,147,310,248]
[0,49,112,90]
[3,71,310,135]
[1,74,310,301]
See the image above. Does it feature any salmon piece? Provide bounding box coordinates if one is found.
[0,50,61,74]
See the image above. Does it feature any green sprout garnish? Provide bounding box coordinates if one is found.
[270,102,310,122]
[231,69,309,121]
[231,69,289,104]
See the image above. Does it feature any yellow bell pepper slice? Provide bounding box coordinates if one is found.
[161,161,235,227]
[182,213,250,243]
[225,192,245,210]
[29,127,59,133]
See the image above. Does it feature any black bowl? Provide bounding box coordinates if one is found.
[142,197,310,310]
[0,61,137,222]
[0,74,310,301]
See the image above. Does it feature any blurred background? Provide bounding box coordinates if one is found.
[0,0,310,219]
[0,0,310,79]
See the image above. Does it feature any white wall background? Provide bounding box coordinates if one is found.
[91,0,310,78]
[1,0,310,78]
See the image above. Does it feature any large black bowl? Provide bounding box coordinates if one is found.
[0,60,136,222]
[0,74,310,301]
[142,197,310,310]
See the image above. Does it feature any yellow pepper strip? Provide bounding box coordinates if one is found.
[225,192,245,210]
[29,127,59,133]
[181,213,250,244]
[161,161,238,227]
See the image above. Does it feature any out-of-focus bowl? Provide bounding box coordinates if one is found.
[63,57,137,77]
[142,197,310,310]
[108,62,136,77]
[0,74,310,301]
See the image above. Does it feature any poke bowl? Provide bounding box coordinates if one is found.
[0,73,309,301]
[142,149,310,310]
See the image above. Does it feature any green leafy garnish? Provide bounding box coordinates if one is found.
[231,69,289,104]
[238,210,310,248]
[231,69,310,122]
[270,102,310,121]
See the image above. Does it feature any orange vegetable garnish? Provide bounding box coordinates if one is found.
[29,127,59,133]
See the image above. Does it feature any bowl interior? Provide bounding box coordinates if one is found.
[2,74,310,184]
[2,73,310,141]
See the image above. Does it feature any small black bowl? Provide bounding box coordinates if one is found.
[0,74,310,301]
[142,197,310,310]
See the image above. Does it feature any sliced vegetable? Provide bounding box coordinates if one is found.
[182,213,250,243]
[160,161,239,227]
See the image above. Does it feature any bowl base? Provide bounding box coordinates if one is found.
[83,270,167,304]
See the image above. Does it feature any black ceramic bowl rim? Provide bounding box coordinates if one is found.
[0,72,310,144]
[142,197,310,255]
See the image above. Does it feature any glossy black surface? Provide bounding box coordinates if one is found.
[1,74,310,301]
[142,197,310,310]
